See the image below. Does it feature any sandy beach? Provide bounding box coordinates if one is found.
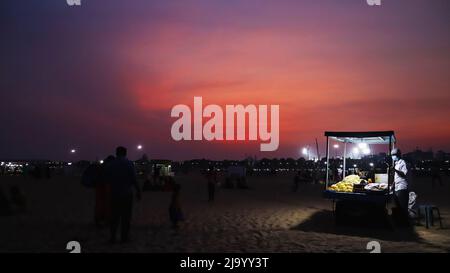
[1,172,449,253]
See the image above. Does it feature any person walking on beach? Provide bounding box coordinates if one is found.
[391,148,410,225]
[0,186,12,216]
[153,164,161,186]
[95,155,114,228]
[206,168,217,201]
[107,146,141,244]
[169,183,184,229]
[9,185,27,213]
[430,161,443,188]
[293,170,302,192]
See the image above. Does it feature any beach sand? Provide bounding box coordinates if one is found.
[1,172,449,253]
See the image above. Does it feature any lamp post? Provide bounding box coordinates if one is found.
[69,148,77,164]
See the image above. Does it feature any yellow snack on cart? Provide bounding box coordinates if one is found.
[328,175,361,192]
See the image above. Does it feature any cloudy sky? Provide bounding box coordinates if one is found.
[1,0,449,160]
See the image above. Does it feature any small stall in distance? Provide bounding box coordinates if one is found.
[141,159,175,191]
[323,131,395,226]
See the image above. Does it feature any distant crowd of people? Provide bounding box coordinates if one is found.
[1,145,447,245]
[78,145,448,241]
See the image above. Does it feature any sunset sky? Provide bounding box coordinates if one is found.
[1,0,449,160]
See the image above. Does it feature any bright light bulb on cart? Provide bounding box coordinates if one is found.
[333,144,339,149]
[358,143,368,149]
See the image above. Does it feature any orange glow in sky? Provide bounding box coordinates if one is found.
[1,0,449,160]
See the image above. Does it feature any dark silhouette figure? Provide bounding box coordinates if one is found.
[45,165,51,179]
[0,186,12,216]
[293,169,312,191]
[10,186,27,213]
[32,164,42,180]
[142,176,152,191]
[293,171,302,192]
[161,176,171,191]
[153,165,161,186]
[95,155,115,228]
[169,183,184,229]
[237,177,249,189]
[81,162,101,189]
[206,168,217,201]
[430,162,443,188]
[107,147,141,244]
[312,167,320,184]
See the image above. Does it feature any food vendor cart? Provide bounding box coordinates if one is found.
[323,131,396,226]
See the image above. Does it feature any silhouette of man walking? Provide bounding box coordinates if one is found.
[107,146,141,244]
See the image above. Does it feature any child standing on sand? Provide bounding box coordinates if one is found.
[169,183,184,229]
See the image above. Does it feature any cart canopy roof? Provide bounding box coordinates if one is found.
[324,131,395,144]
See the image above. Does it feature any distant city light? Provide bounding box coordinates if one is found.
[369,162,374,167]
[100,160,104,164]
[68,162,72,166]
[0,162,4,166]
[353,164,357,168]
[70,149,76,153]
[137,145,143,150]
[302,147,308,155]
[333,144,339,149]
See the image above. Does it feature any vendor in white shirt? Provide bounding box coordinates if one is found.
[391,148,409,221]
